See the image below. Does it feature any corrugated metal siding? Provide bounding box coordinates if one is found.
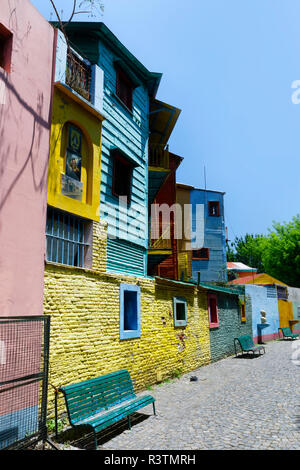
[107,238,146,277]
[190,189,227,283]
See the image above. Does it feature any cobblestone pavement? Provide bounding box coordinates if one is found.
[101,340,300,450]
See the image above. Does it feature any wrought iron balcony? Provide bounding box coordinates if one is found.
[66,49,92,102]
[149,143,169,169]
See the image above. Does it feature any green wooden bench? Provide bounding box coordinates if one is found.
[57,370,156,449]
[234,335,265,357]
[279,327,299,340]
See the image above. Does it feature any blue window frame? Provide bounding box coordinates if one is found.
[173,297,187,327]
[120,284,141,340]
[46,207,90,268]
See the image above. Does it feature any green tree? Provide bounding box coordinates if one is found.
[226,233,266,273]
[262,215,300,287]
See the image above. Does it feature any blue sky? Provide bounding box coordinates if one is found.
[32,0,300,242]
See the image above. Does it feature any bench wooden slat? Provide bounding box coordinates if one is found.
[59,369,156,448]
[234,335,265,357]
[280,327,299,339]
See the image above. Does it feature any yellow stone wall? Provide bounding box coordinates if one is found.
[47,85,104,221]
[43,220,211,416]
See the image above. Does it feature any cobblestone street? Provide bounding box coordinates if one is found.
[101,340,300,450]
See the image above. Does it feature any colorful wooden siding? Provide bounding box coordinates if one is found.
[66,25,155,277]
[149,153,181,279]
[106,238,146,277]
[98,40,149,270]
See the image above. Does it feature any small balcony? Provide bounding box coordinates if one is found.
[66,49,92,102]
[54,30,104,113]
[149,143,169,169]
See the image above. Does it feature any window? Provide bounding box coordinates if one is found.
[192,248,209,260]
[116,68,133,111]
[208,201,220,217]
[120,284,141,340]
[173,297,187,327]
[208,293,219,328]
[46,207,91,268]
[112,151,133,202]
[240,302,246,323]
[266,286,276,298]
[0,24,13,73]
[61,124,84,201]
[277,286,288,300]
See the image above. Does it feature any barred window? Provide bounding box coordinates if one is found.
[46,207,90,268]
[277,286,288,300]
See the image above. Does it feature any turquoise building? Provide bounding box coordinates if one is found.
[64,22,163,277]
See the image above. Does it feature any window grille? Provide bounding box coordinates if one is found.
[277,286,288,300]
[66,49,91,101]
[46,207,89,268]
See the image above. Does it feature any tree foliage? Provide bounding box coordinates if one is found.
[227,215,300,287]
[262,215,300,287]
[226,233,266,273]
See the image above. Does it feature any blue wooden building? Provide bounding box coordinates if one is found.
[176,184,227,283]
[63,22,165,277]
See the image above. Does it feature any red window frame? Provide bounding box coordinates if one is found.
[116,68,133,111]
[112,152,133,203]
[0,23,13,73]
[192,248,209,260]
[208,293,219,328]
[208,201,220,217]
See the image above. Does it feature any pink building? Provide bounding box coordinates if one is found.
[0,0,55,317]
[0,1,54,449]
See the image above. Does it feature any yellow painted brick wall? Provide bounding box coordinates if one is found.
[43,221,211,416]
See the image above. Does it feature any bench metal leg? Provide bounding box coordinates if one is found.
[128,415,131,430]
[153,402,156,416]
[93,430,98,450]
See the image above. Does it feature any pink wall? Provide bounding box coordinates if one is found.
[0,0,55,316]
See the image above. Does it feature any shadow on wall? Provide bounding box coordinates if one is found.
[0,68,51,216]
[0,4,53,224]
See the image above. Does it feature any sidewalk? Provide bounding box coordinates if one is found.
[101,340,300,450]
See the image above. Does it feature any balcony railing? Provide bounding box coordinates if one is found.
[150,224,172,250]
[66,49,92,102]
[149,143,169,169]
